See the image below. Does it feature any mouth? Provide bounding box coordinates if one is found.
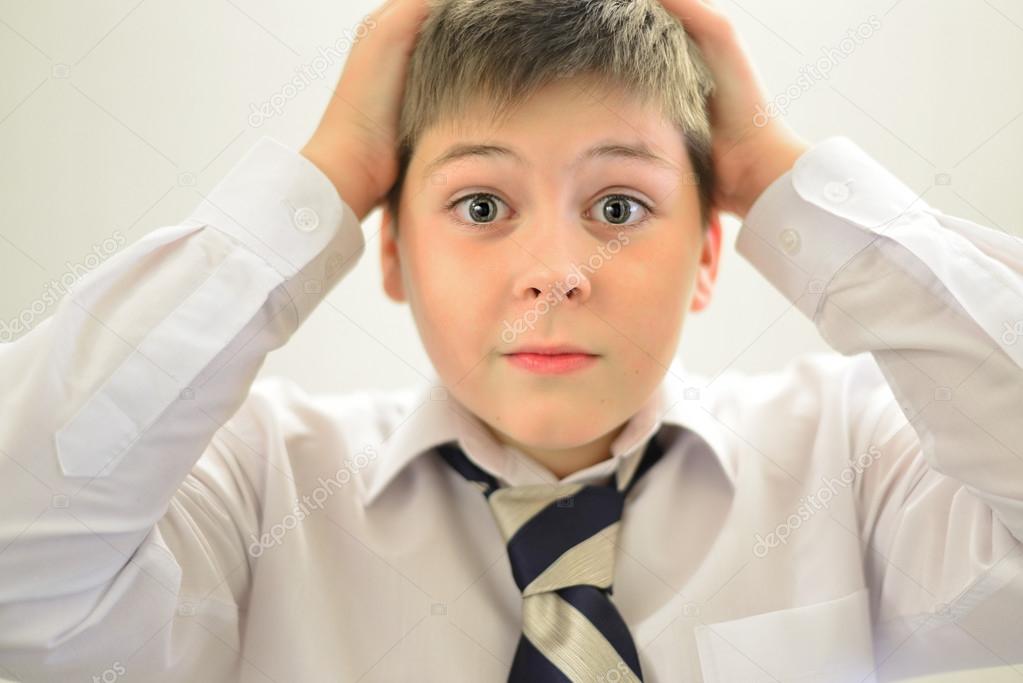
[502,350,599,375]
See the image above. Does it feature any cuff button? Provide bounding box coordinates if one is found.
[779,228,802,256]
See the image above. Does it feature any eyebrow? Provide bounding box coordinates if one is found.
[420,139,679,181]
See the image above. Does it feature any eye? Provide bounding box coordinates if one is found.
[444,191,653,229]
[446,193,511,227]
[590,193,652,227]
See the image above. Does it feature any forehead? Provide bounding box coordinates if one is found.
[410,77,690,180]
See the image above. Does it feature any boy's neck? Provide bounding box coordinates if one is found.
[486,421,629,480]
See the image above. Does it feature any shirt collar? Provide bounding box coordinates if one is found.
[361,358,735,506]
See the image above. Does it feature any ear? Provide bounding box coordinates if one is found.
[380,205,407,303]
[689,208,722,313]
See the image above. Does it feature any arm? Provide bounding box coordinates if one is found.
[0,138,365,680]
[738,134,1023,561]
[736,135,1023,670]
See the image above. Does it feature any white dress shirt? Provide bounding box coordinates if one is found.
[0,136,1021,683]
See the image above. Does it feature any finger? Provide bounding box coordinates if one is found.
[373,0,433,44]
[656,0,733,46]
[659,0,755,87]
[377,0,431,26]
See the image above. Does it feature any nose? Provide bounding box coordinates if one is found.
[511,240,593,305]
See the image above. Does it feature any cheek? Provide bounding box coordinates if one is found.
[402,229,500,370]
[610,236,696,359]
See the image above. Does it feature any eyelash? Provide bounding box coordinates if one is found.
[444,192,654,229]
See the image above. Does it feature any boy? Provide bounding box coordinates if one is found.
[1,0,1021,681]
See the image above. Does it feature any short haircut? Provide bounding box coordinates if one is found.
[385,0,716,234]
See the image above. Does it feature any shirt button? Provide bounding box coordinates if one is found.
[293,207,320,232]
[824,181,851,204]
[779,228,801,256]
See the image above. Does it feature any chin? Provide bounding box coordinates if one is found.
[486,408,611,451]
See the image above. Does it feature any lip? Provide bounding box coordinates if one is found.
[503,351,599,375]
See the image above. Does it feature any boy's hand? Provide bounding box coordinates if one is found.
[301,0,430,222]
[659,0,810,219]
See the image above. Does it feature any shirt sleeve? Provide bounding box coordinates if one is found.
[0,137,366,680]
[734,137,1023,639]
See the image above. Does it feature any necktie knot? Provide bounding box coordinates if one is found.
[487,482,624,596]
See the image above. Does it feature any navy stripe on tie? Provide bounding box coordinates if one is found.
[435,442,499,494]
[622,431,667,497]
[508,633,573,682]
[557,584,643,678]
[505,485,624,591]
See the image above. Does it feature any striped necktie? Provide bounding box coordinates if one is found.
[435,430,667,682]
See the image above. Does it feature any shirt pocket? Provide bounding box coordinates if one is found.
[694,587,877,683]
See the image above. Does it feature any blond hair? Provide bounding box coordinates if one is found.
[386,0,716,231]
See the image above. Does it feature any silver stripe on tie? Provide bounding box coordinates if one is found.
[523,591,641,682]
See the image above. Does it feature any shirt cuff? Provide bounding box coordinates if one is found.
[184,136,365,282]
[734,136,925,321]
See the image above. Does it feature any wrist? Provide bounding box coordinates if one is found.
[731,137,809,220]
[300,139,379,223]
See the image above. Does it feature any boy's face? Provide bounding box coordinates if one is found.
[381,76,721,459]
